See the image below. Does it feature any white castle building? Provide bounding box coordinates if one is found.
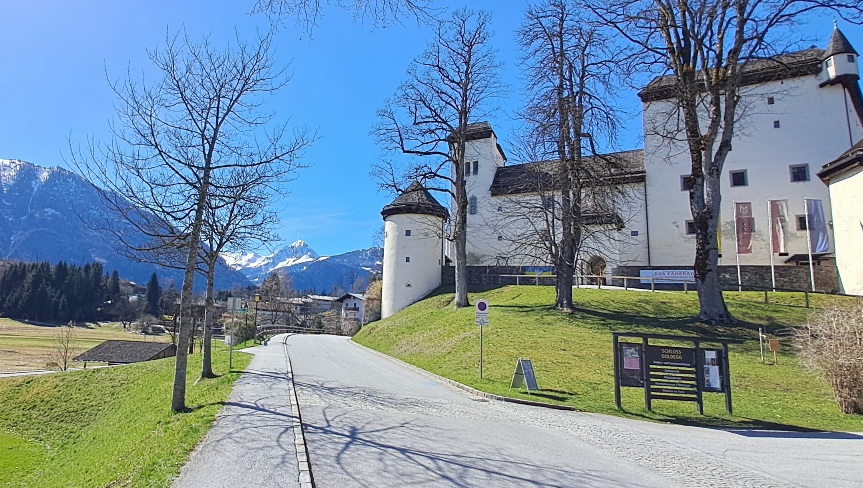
[381,27,863,317]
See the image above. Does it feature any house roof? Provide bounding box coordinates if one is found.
[490,149,645,196]
[381,181,449,220]
[818,138,863,181]
[74,340,176,364]
[639,48,825,102]
[335,293,365,302]
[445,121,496,143]
[824,27,858,58]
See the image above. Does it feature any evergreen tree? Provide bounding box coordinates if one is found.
[108,270,121,301]
[146,273,161,317]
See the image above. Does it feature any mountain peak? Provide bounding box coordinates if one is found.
[291,239,308,248]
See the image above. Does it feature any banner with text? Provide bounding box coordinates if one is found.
[640,269,695,284]
[806,199,830,253]
[768,199,789,254]
[735,202,753,254]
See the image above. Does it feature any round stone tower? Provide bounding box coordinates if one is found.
[822,25,859,84]
[380,182,448,319]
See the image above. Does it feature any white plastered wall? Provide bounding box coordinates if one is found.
[381,213,444,318]
[825,165,863,294]
[643,75,862,266]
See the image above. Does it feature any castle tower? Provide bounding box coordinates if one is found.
[822,25,859,83]
[380,182,448,319]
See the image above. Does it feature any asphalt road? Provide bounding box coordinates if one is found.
[287,335,863,488]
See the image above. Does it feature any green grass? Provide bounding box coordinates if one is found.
[354,286,863,432]
[0,342,252,488]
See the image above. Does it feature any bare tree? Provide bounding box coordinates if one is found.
[373,8,504,309]
[515,0,630,310]
[72,29,311,412]
[591,0,863,323]
[252,0,437,32]
[50,322,78,371]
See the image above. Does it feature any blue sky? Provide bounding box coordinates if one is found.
[1,1,855,256]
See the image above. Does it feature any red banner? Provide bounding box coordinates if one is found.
[769,200,788,254]
[735,202,753,254]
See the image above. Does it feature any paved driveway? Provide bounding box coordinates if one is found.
[287,335,863,488]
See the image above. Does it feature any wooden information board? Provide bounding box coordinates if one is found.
[510,358,538,391]
[645,345,697,402]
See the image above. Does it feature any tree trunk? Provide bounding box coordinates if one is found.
[692,169,731,324]
[171,170,210,413]
[453,177,470,309]
[200,261,217,379]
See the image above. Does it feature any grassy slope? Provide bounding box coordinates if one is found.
[354,286,863,432]
[0,343,251,488]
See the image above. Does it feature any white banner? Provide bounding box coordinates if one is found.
[640,269,695,284]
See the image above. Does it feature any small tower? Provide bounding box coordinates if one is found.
[821,24,859,85]
[380,182,449,319]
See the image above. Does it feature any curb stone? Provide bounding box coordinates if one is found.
[281,336,315,488]
[349,339,576,412]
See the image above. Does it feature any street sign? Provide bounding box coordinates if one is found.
[510,358,539,391]
[227,297,242,312]
[475,299,489,326]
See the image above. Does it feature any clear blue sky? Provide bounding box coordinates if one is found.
[1,1,855,256]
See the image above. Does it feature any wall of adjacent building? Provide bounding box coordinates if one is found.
[826,165,863,294]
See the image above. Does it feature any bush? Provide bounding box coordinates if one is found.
[796,305,863,414]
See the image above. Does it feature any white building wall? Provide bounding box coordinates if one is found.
[825,165,863,294]
[341,297,365,323]
[381,214,444,319]
[644,76,862,266]
[461,133,508,265]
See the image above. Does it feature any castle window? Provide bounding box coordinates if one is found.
[497,235,503,241]
[685,220,697,235]
[497,206,503,212]
[405,229,411,236]
[468,196,478,215]
[826,58,833,68]
[848,54,855,63]
[730,170,748,187]
[543,196,554,209]
[767,97,775,105]
[773,120,781,129]
[796,215,808,231]
[631,230,639,237]
[405,256,411,263]
[473,160,479,175]
[790,164,809,182]
[680,174,692,191]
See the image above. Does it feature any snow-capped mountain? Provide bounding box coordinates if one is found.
[225,242,383,295]
[222,240,319,281]
[0,159,250,291]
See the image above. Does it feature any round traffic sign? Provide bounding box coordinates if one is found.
[476,299,489,313]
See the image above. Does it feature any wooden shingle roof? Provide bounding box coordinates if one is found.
[381,181,449,220]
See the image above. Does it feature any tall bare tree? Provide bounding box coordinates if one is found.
[252,0,437,31]
[592,0,863,323]
[73,29,311,412]
[517,0,629,311]
[373,8,503,309]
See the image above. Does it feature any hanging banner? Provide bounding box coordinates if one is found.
[768,200,789,254]
[806,199,830,253]
[734,202,753,254]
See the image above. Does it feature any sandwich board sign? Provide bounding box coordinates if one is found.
[510,358,538,392]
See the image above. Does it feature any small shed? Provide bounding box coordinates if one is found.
[74,340,177,366]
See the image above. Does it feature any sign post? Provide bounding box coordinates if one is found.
[475,299,489,379]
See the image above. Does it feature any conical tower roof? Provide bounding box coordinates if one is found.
[824,26,858,59]
[381,181,448,220]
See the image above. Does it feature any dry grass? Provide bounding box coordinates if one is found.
[0,318,171,372]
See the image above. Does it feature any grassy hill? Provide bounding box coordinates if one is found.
[353,286,863,432]
[0,345,250,488]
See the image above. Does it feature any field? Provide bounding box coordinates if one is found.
[0,318,171,372]
[353,286,863,432]
[0,342,250,488]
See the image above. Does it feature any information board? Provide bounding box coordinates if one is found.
[646,345,697,402]
[702,348,725,393]
[510,358,538,391]
[618,343,644,387]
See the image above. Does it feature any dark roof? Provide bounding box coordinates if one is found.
[74,340,176,364]
[381,181,449,220]
[490,149,645,196]
[639,48,824,102]
[446,121,496,143]
[818,139,863,181]
[824,27,858,58]
[784,253,832,264]
[335,293,365,302]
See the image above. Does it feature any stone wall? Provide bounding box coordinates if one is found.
[441,265,557,287]
[612,265,838,293]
